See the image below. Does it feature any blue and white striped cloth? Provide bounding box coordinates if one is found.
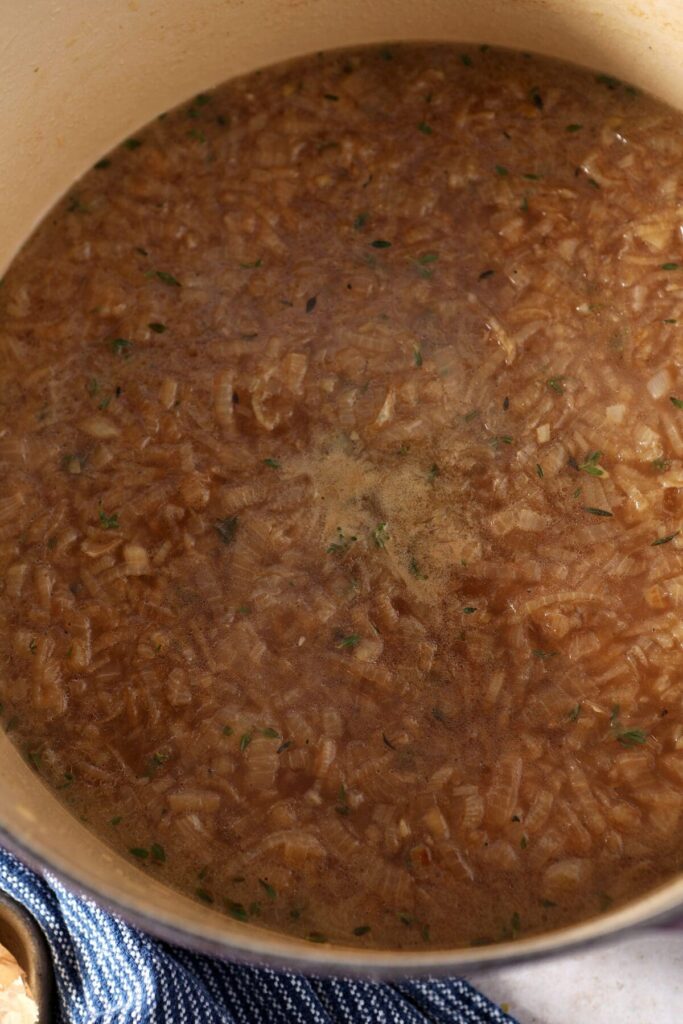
[0,848,516,1024]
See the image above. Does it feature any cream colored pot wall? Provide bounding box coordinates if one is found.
[2,0,683,275]
[0,0,682,975]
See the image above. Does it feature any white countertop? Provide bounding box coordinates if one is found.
[466,928,683,1024]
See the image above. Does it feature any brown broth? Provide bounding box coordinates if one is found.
[1,44,683,949]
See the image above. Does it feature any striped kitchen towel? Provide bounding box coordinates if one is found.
[0,848,516,1024]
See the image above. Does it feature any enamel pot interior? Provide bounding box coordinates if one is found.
[0,0,682,977]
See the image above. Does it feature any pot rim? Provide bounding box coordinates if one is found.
[3,818,682,977]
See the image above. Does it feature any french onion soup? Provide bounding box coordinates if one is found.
[1,45,683,948]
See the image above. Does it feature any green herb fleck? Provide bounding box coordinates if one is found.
[222,725,233,736]
[599,892,614,911]
[520,835,528,849]
[429,464,440,481]
[67,195,87,213]
[409,558,426,580]
[372,522,389,549]
[98,509,119,530]
[336,783,350,815]
[536,463,544,478]
[196,888,214,904]
[418,122,433,135]
[671,397,683,409]
[327,526,357,554]
[529,86,543,109]
[353,212,368,230]
[259,879,277,901]
[262,727,280,739]
[547,376,566,394]
[566,124,583,132]
[337,634,361,649]
[94,158,111,169]
[652,531,679,547]
[617,728,647,747]
[652,458,670,472]
[110,816,122,826]
[495,164,509,176]
[148,322,167,333]
[307,932,327,943]
[399,914,413,927]
[579,451,604,477]
[583,507,613,517]
[413,347,423,367]
[155,270,180,287]
[417,251,439,265]
[353,924,371,936]
[239,259,262,269]
[215,516,238,545]
[263,458,281,469]
[568,704,581,722]
[370,239,391,249]
[239,732,252,753]
[151,843,166,863]
[532,649,557,659]
[111,337,132,357]
[463,606,477,615]
[56,771,74,790]
[129,847,149,860]
[277,740,293,754]
[478,269,494,280]
[227,900,248,921]
[28,638,37,655]
[124,138,142,150]
[661,263,680,271]
[596,73,620,90]
[145,751,169,778]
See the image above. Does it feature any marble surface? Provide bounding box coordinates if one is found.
[466,929,683,1024]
